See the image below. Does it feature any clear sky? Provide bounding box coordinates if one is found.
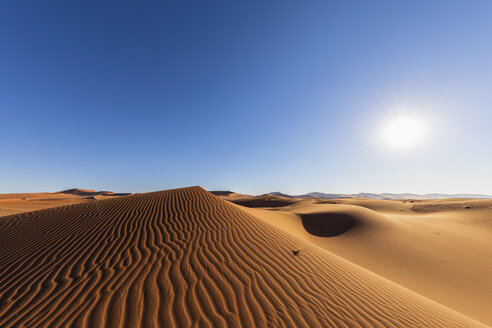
[1,1,492,195]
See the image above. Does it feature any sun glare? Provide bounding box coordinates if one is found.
[381,114,427,150]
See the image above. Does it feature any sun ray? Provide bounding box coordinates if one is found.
[378,112,429,152]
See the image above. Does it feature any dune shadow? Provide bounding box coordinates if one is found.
[301,213,357,237]
[232,198,295,208]
[210,191,235,196]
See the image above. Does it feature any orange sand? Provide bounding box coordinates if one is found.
[0,189,129,217]
[0,187,488,327]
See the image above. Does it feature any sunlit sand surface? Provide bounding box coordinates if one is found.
[0,189,130,217]
[0,187,489,327]
[224,193,492,326]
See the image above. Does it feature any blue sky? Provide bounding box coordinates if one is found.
[1,1,492,194]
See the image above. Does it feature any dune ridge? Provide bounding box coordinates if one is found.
[0,187,487,327]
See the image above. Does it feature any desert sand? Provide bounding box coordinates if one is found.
[0,189,130,217]
[0,187,488,327]
[225,193,492,326]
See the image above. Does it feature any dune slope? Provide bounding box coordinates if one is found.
[236,198,492,326]
[0,187,486,327]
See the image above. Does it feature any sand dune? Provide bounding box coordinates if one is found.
[0,190,130,217]
[0,187,487,327]
[55,188,101,195]
[229,194,298,208]
[232,196,492,326]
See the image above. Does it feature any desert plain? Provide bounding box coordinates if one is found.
[0,187,490,327]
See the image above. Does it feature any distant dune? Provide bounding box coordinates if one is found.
[56,188,132,197]
[55,188,100,195]
[0,189,131,217]
[263,191,492,200]
[0,187,486,327]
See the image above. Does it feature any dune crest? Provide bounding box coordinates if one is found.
[0,187,487,327]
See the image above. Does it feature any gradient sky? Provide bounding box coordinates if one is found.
[1,1,492,195]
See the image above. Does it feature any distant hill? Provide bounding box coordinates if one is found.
[262,191,492,200]
[262,191,295,198]
[56,189,132,196]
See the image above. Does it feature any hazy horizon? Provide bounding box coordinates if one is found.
[2,1,492,194]
[4,186,492,199]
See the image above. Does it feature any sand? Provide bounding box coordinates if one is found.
[228,194,492,326]
[0,187,488,327]
[0,189,130,217]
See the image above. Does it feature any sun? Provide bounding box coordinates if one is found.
[381,114,427,149]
